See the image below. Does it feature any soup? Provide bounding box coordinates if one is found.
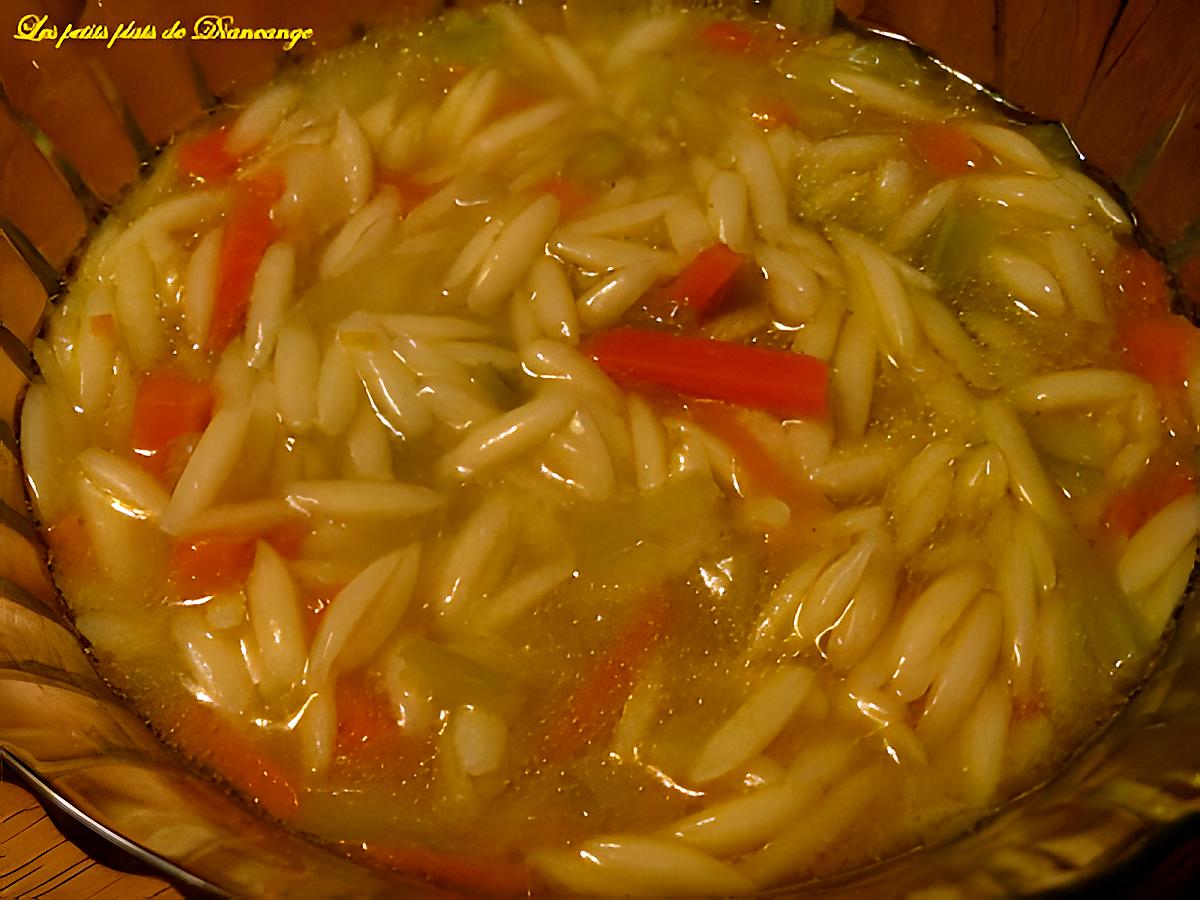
[20,1,1200,894]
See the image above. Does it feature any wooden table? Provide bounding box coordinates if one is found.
[0,767,179,900]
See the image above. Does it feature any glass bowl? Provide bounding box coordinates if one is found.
[0,1,1197,895]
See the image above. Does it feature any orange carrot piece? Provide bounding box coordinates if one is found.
[748,95,798,130]
[89,313,117,340]
[657,243,746,320]
[208,171,284,351]
[1118,315,1200,396]
[537,175,594,218]
[168,520,308,601]
[130,372,214,477]
[352,843,533,896]
[170,703,299,822]
[688,402,803,499]
[700,20,757,54]
[546,595,669,760]
[44,514,92,573]
[263,521,308,559]
[1112,245,1172,321]
[169,536,257,600]
[177,126,239,184]
[1104,460,1195,539]
[333,674,408,761]
[584,328,829,418]
[912,123,991,180]
[299,582,341,639]
[376,169,441,214]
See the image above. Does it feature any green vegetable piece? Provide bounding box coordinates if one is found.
[568,132,629,183]
[433,9,503,66]
[926,201,998,288]
[771,0,836,35]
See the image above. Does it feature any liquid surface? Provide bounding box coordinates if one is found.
[21,2,1200,894]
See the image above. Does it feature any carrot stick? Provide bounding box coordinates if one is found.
[700,20,757,53]
[131,372,214,457]
[583,328,828,418]
[1117,314,1199,399]
[170,703,300,822]
[208,171,285,350]
[169,526,304,601]
[376,169,441,214]
[1104,459,1195,539]
[688,402,809,502]
[333,674,409,762]
[350,842,533,896]
[177,126,239,184]
[536,175,594,218]
[911,123,991,180]
[169,536,257,600]
[44,514,92,573]
[1111,245,1171,321]
[656,243,746,320]
[546,595,669,760]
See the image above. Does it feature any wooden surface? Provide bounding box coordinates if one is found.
[0,772,178,900]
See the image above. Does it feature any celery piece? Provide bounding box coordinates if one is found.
[431,9,503,66]
[1026,412,1124,468]
[770,0,836,35]
[398,637,525,719]
[1021,122,1081,165]
[292,788,437,843]
[925,201,997,288]
[567,132,629,183]
[1053,528,1144,669]
[567,474,722,588]
[300,246,455,325]
[847,34,923,83]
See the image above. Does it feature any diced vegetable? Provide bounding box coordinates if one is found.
[1108,246,1198,414]
[537,176,594,218]
[566,132,628,182]
[546,594,669,760]
[912,123,991,180]
[334,674,410,762]
[1117,315,1199,397]
[169,536,257,600]
[431,8,503,65]
[44,514,92,573]
[1112,246,1171,321]
[131,372,215,478]
[264,521,307,559]
[353,842,532,895]
[209,172,284,350]
[583,328,828,418]
[177,127,239,183]
[300,582,341,638]
[1104,459,1195,539]
[90,313,117,340]
[687,401,810,504]
[770,0,836,34]
[656,243,746,320]
[169,525,301,601]
[567,473,722,588]
[399,637,524,719]
[700,21,756,54]
[926,202,996,286]
[171,703,299,821]
[747,95,798,130]
[376,169,441,214]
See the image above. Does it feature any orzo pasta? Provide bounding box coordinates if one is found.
[21,1,1200,894]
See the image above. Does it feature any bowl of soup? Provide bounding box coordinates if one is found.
[1,0,1199,896]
